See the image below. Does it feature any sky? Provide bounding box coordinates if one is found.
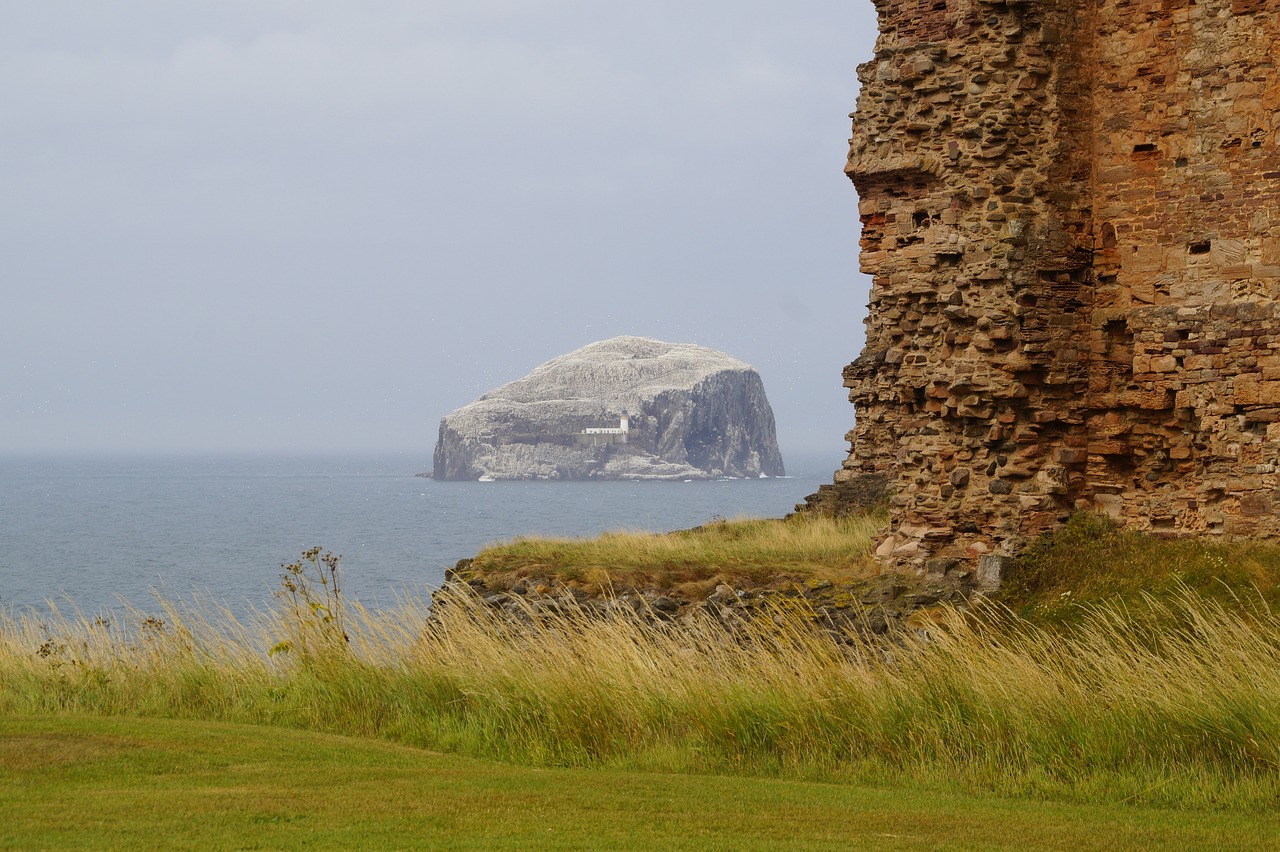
[1,1,879,464]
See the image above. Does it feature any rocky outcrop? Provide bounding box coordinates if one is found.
[807,0,1280,572]
[433,336,785,481]
[434,557,981,645]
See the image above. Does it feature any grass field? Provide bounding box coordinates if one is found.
[5,568,1280,812]
[3,716,1277,850]
[7,514,1280,846]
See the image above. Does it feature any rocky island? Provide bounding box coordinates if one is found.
[432,336,785,481]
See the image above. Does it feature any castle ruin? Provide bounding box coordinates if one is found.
[803,0,1280,573]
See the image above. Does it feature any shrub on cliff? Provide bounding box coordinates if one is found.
[1001,511,1280,623]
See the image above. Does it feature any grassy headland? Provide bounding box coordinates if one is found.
[465,511,886,595]
[469,510,1280,621]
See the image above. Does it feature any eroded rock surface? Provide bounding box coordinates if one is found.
[434,558,978,646]
[433,336,785,481]
[804,0,1280,571]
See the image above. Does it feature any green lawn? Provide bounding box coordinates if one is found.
[2,717,1276,850]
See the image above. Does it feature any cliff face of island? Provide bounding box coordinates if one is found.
[433,336,786,481]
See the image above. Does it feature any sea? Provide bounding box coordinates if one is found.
[0,452,837,618]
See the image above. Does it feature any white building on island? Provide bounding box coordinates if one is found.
[576,412,630,444]
[581,412,629,435]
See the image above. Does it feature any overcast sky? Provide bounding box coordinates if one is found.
[1,1,878,464]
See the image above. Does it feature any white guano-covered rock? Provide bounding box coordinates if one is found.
[432,336,785,481]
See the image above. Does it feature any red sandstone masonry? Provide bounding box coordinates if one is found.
[802,0,1280,574]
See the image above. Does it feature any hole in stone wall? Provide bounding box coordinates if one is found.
[1175,157,1189,168]
[913,210,931,229]
[1103,455,1136,478]
[1132,143,1157,154]
[1189,240,1211,255]
[1100,222,1117,249]
[1102,319,1133,368]
[1103,319,1129,339]
[1103,321,1132,349]
[1016,293,1038,308]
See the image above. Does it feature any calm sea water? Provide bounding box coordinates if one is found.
[0,452,836,616]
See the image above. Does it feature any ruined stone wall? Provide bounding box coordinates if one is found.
[803,0,1280,570]
[1085,0,1280,536]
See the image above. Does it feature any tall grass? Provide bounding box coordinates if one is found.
[1003,512,1280,623]
[3,575,1280,811]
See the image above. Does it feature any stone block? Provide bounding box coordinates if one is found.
[1089,440,1129,456]
[1117,389,1174,409]
[1241,493,1274,517]
[925,557,959,578]
[1236,375,1261,405]
[1244,408,1280,423]
[1256,382,1280,405]
[1183,354,1214,371]
[976,555,1010,591]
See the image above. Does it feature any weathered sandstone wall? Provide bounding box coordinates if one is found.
[804,0,1280,573]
